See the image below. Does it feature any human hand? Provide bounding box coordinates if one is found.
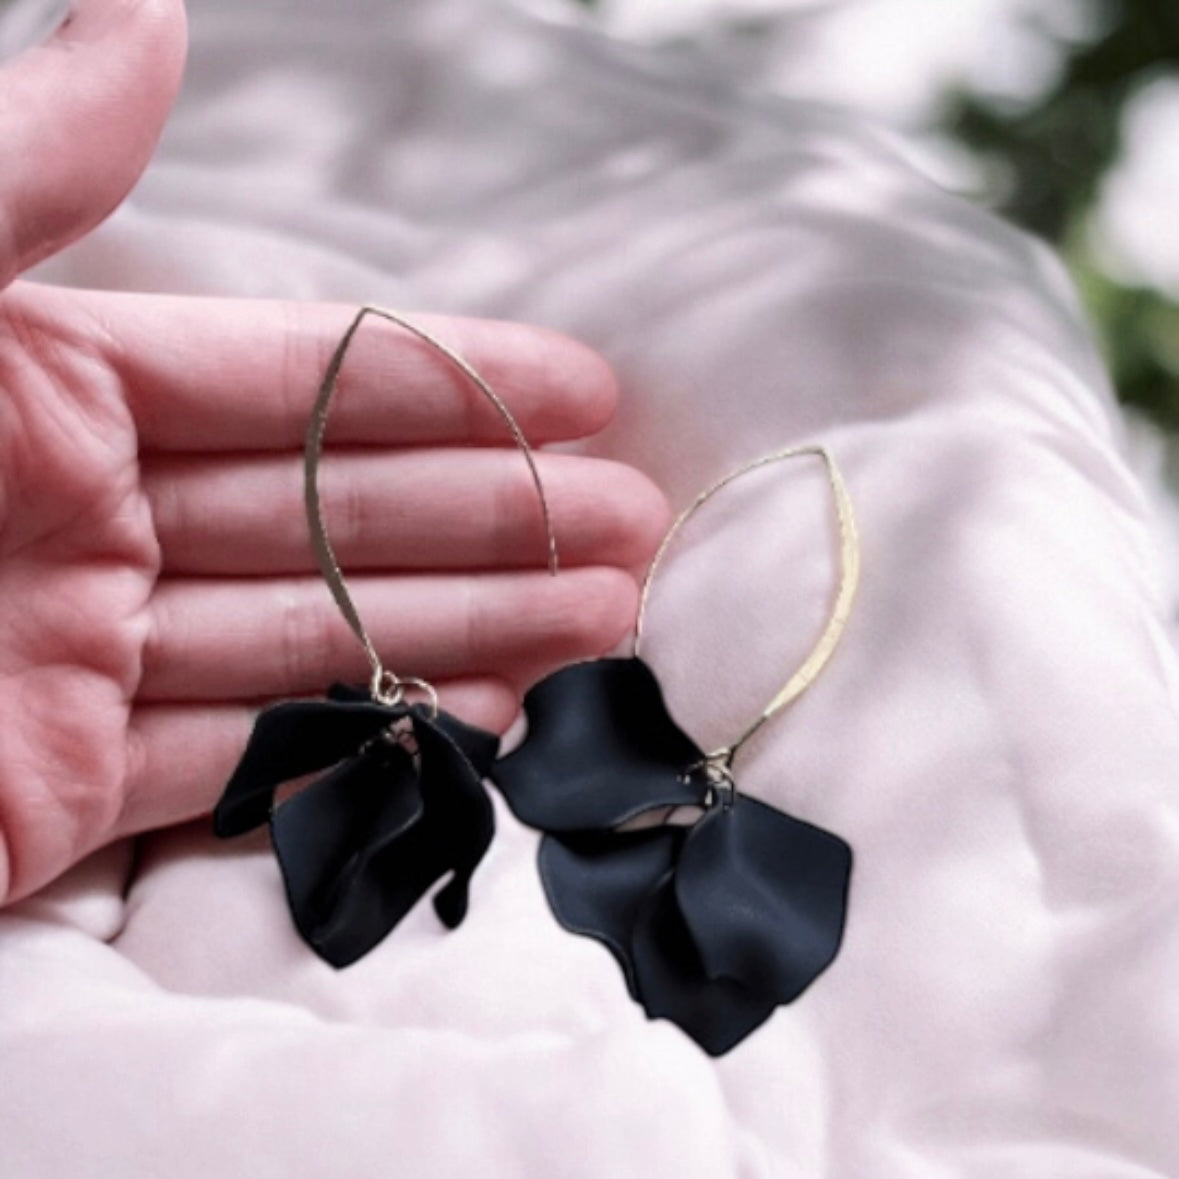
[0,0,669,904]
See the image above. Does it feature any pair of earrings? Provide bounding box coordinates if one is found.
[214,306,859,1056]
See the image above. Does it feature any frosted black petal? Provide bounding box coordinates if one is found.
[495,658,707,831]
[491,657,852,1055]
[213,685,498,967]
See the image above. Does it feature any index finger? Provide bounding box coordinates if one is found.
[58,289,620,452]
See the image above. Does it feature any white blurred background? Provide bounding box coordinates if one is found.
[556,0,1179,435]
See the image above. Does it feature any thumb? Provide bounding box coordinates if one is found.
[0,0,187,286]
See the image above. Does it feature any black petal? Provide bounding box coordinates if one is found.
[214,688,500,967]
[493,658,707,831]
[272,741,425,966]
[428,707,500,781]
[488,656,854,1055]
[630,870,778,1056]
[675,797,852,1004]
[213,696,400,837]
[533,802,853,1055]
[538,826,683,997]
[410,712,496,929]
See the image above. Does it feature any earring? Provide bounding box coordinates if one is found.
[213,306,559,968]
[490,446,859,1055]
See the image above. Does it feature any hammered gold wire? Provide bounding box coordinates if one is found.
[304,305,560,708]
[634,445,860,764]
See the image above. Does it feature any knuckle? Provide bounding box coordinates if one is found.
[492,460,548,563]
[276,585,331,691]
[281,302,332,446]
[324,464,368,560]
[140,593,168,685]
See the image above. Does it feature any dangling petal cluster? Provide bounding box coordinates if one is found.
[492,658,852,1056]
[214,683,498,967]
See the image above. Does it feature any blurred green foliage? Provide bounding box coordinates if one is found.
[945,0,1179,429]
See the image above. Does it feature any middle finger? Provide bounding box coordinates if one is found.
[144,449,668,575]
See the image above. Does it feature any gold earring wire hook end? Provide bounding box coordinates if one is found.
[370,669,440,720]
[678,746,737,810]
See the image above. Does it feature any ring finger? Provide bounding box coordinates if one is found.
[140,566,638,702]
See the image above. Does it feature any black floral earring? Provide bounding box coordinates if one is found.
[213,306,558,968]
[491,446,859,1055]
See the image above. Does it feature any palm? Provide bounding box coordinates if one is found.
[0,285,156,900]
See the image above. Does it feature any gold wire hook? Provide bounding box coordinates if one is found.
[304,305,560,707]
[634,444,860,766]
